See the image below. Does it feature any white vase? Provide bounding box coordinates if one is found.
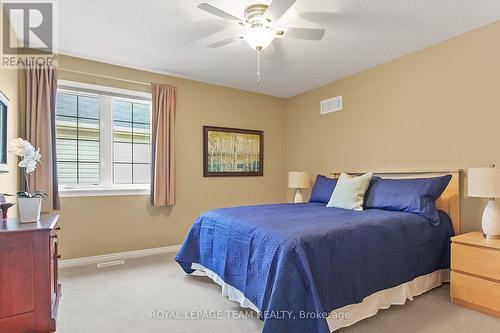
[18,197,42,223]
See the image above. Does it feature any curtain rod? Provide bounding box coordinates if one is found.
[57,67,154,87]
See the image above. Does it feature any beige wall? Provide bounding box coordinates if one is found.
[0,67,21,205]
[8,20,497,258]
[57,56,287,259]
[286,21,500,233]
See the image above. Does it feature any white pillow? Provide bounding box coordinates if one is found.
[326,172,373,211]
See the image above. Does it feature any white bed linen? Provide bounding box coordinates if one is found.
[327,269,449,330]
[191,263,449,331]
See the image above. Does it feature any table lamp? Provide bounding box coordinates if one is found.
[288,171,310,203]
[468,164,500,239]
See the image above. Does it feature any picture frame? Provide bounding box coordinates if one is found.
[0,90,9,173]
[203,126,263,177]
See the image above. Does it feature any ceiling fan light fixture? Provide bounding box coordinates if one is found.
[244,27,275,50]
[198,0,325,85]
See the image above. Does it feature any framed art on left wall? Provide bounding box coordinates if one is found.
[203,126,263,177]
[0,90,9,173]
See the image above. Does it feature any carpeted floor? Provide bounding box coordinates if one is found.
[56,253,499,333]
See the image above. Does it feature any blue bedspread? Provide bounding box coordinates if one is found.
[176,203,453,333]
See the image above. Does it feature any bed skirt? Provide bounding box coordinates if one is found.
[190,263,449,331]
[326,269,449,330]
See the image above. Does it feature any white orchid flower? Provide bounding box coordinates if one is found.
[25,160,37,173]
[10,138,42,174]
[33,148,41,162]
[22,141,35,156]
[9,138,45,197]
[9,137,24,156]
[18,158,36,171]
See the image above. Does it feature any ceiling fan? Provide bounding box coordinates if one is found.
[197,0,326,84]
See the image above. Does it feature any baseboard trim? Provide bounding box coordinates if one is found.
[59,245,181,268]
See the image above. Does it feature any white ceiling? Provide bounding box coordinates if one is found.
[58,0,500,98]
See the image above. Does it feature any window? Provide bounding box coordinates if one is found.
[56,92,100,185]
[55,81,152,197]
[113,100,151,184]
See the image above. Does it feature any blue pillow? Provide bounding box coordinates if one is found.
[364,175,452,225]
[309,175,337,203]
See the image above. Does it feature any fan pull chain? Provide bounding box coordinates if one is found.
[256,48,262,85]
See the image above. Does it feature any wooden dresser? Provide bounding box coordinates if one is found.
[0,215,61,333]
[451,231,500,317]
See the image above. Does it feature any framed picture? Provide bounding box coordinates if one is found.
[0,90,9,173]
[203,126,263,177]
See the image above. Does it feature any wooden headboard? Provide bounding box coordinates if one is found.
[330,170,461,235]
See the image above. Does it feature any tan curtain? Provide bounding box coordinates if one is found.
[25,64,60,211]
[151,83,176,206]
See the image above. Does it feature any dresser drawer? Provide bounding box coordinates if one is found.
[452,243,500,281]
[451,271,500,313]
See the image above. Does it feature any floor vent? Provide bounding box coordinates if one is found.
[97,260,126,268]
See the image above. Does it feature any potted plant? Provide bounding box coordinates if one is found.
[10,138,46,223]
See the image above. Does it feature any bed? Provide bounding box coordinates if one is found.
[176,171,460,333]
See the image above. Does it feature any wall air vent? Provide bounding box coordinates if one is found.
[320,95,342,115]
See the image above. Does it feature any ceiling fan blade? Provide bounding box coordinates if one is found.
[285,27,325,40]
[265,0,297,22]
[197,3,244,24]
[206,36,243,48]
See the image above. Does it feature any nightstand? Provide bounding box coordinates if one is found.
[451,231,500,317]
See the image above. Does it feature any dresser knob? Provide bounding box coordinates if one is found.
[55,227,61,231]
[57,255,61,259]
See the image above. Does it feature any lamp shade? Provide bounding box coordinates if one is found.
[468,167,500,198]
[244,27,275,50]
[288,172,310,189]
